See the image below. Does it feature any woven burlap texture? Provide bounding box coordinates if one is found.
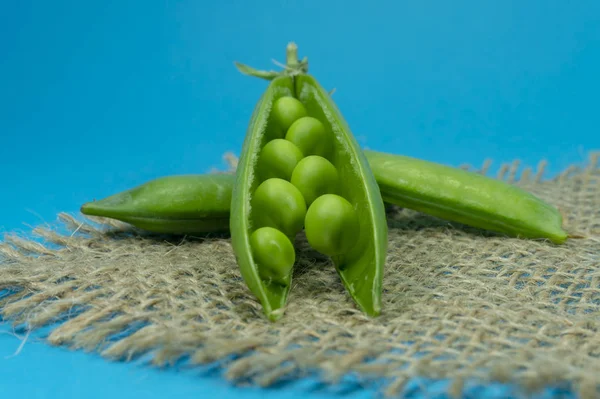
[1,153,599,398]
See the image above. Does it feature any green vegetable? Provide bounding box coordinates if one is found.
[364,149,568,244]
[285,116,333,158]
[80,151,569,245]
[269,96,308,139]
[305,194,360,257]
[230,43,388,321]
[251,178,307,238]
[80,174,232,234]
[256,138,304,181]
[290,155,339,205]
[79,43,570,323]
[249,227,296,285]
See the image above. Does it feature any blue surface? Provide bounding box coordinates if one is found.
[1,1,599,398]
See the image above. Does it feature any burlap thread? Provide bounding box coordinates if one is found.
[1,153,599,398]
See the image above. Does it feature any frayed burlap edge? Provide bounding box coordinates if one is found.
[1,152,599,398]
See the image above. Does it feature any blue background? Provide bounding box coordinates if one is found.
[1,1,598,398]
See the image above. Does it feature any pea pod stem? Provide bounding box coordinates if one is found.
[235,42,308,81]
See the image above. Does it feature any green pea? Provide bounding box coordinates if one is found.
[304,194,360,257]
[269,96,308,139]
[251,177,307,238]
[256,138,304,181]
[250,226,296,284]
[290,155,339,205]
[285,116,332,158]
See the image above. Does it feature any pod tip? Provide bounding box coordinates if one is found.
[80,201,105,217]
[266,307,286,322]
[80,202,93,215]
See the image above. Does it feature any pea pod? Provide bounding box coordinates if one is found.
[364,149,568,244]
[80,174,233,234]
[230,43,388,321]
[80,152,569,245]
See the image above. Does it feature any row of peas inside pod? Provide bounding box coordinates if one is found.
[250,96,360,285]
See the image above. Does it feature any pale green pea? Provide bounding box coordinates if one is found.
[250,226,296,284]
[251,177,307,238]
[304,194,360,257]
[256,139,304,181]
[285,116,332,158]
[290,155,339,205]
[268,96,308,139]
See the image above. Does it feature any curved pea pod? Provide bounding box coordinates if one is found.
[231,43,388,321]
[364,149,568,244]
[79,151,570,245]
[80,174,233,234]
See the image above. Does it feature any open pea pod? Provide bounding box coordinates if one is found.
[230,43,388,321]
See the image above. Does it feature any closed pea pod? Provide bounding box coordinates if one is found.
[364,150,569,244]
[79,174,233,234]
[231,43,388,321]
[80,153,570,245]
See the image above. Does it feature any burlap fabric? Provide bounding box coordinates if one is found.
[1,153,599,398]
